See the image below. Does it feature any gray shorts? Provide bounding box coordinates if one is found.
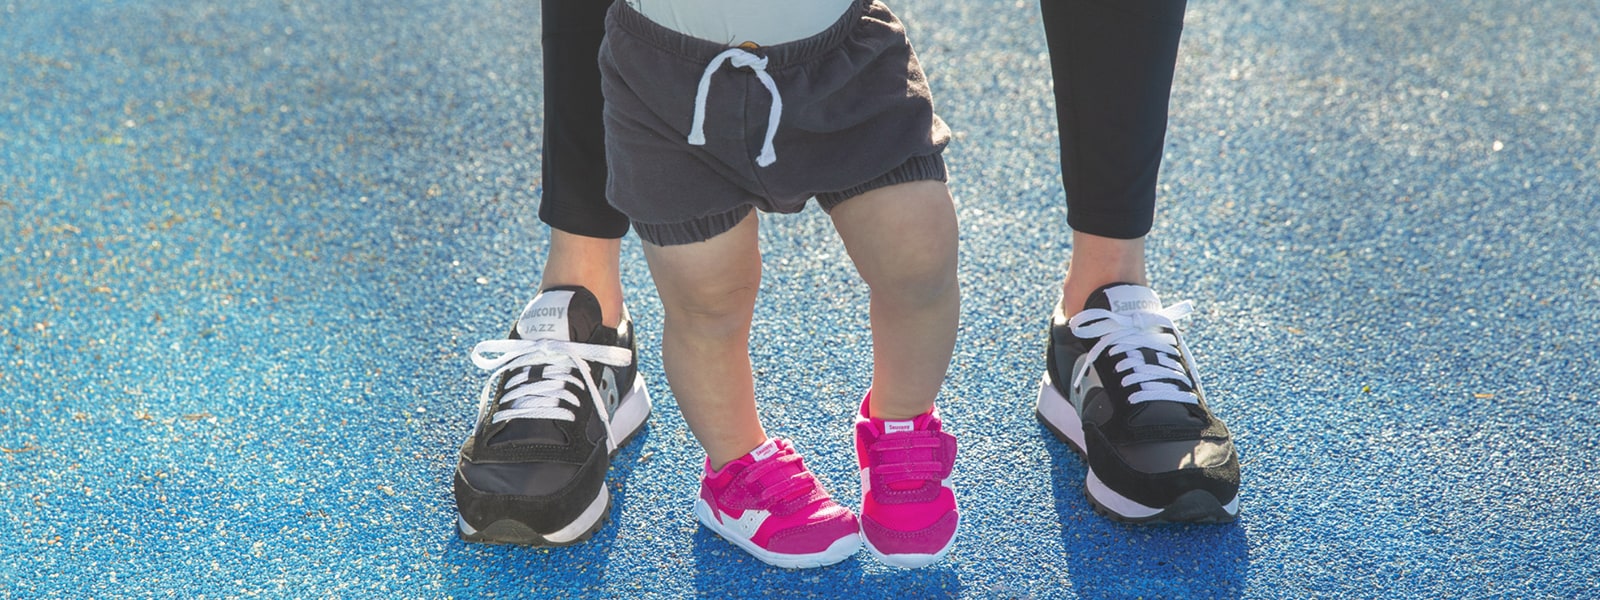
[599,0,951,246]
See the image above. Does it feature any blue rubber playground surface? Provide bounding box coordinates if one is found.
[4,0,1599,597]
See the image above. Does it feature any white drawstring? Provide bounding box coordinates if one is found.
[688,47,783,167]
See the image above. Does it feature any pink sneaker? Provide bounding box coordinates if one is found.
[854,393,959,568]
[694,438,862,569]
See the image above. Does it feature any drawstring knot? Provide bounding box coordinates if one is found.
[688,47,783,167]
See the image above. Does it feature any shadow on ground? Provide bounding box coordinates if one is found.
[691,527,965,599]
[1043,423,1249,600]
[436,425,654,598]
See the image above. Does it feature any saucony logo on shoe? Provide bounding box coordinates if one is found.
[1112,299,1161,313]
[718,508,773,540]
[517,303,574,339]
[749,439,780,461]
[597,367,621,416]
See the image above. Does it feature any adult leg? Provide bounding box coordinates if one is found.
[539,231,623,327]
[538,0,628,326]
[452,0,648,546]
[1039,0,1185,311]
[1037,0,1240,525]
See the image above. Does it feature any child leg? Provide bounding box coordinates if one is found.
[834,179,962,568]
[830,180,960,419]
[640,211,768,469]
[647,211,863,568]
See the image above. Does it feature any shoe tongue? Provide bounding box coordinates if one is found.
[1087,285,1206,428]
[1086,283,1163,314]
[513,287,603,343]
[709,438,784,477]
[748,438,782,462]
[883,420,917,435]
[861,391,941,435]
[490,288,605,448]
[879,412,939,435]
[872,412,942,492]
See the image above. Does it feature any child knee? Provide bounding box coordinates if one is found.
[871,247,959,306]
[663,283,759,335]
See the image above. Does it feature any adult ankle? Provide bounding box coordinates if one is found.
[540,231,625,327]
[1060,231,1148,314]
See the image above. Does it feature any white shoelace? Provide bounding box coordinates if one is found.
[688,47,783,167]
[1068,301,1202,405]
[470,338,634,434]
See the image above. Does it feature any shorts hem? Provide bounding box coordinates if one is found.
[633,205,755,246]
[818,153,948,210]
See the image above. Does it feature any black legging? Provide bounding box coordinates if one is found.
[537,0,628,239]
[537,0,1186,241]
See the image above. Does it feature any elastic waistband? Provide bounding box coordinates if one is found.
[609,0,872,68]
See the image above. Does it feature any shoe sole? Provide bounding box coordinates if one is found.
[456,481,613,546]
[693,499,861,569]
[455,374,654,546]
[1035,372,1240,524]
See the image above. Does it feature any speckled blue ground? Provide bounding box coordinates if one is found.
[3,0,1598,598]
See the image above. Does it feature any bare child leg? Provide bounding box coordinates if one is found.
[640,211,768,470]
[833,179,961,569]
[830,180,960,420]
[646,211,864,568]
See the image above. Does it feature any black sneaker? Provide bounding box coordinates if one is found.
[1036,283,1240,523]
[453,286,652,545]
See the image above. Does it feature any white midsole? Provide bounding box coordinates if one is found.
[546,482,612,542]
[607,373,652,452]
[693,498,861,569]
